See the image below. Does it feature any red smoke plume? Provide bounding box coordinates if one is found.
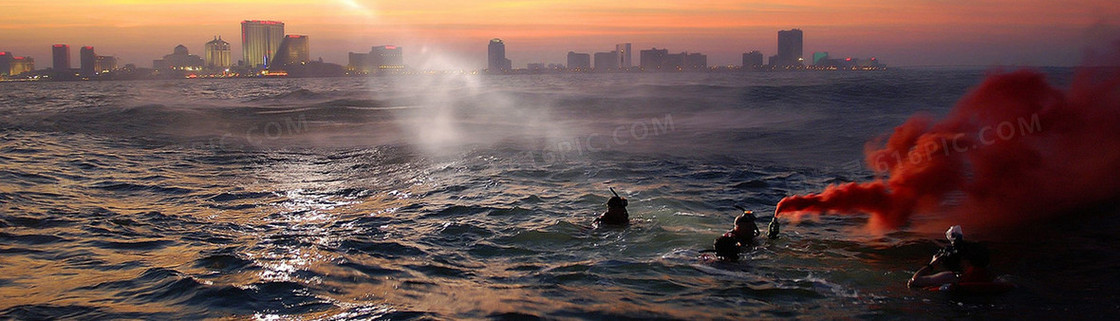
[776,64,1120,231]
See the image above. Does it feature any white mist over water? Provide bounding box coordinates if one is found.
[375,67,574,159]
[328,0,579,159]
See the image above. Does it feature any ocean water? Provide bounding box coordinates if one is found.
[2,70,1118,320]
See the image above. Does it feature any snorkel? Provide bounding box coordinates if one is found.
[607,187,627,208]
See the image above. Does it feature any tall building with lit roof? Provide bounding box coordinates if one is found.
[241,20,284,68]
[52,44,70,70]
[80,46,97,75]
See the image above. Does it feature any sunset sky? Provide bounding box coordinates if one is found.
[1,0,1117,69]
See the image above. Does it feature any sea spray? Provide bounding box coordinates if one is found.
[383,61,573,158]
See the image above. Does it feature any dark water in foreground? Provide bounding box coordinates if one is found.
[1,70,1118,320]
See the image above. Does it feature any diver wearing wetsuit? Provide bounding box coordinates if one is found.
[728,211,760,247]
[908,225,994,288]
[713,234,741,262]
[595,195,629,226]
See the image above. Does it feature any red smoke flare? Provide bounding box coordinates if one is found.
[776,63,1120,231]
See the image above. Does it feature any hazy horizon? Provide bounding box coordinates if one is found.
[2,1,1118,69]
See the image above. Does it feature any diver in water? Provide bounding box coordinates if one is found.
[713,234,741,262]
[907,225,994,288]
[594,188,629,226]
[728,208,760,247]
[766,214,780,239]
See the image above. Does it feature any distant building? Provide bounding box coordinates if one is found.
[813,55,884,69]
[639,48,667,71]
[812,52,829,66]
[1,52,35,76]
[742,51,763,67]
[80,46,96,75]
[566,51,590,70]
[0,52,11,76]
[10,56,34,76]
[685,53,707,70]
[616,43,632,69]
[646,51,706,71]
[348,45,404,73]
[79,46,116,75]
[241,20,285,68]
[348,52,370,72]
[527,63,547,71]
[205,36,232,69]
[487,38,512,72]
[153,44,204,70]
[52,44,70,70]
[370,45,403,70]
[664,52,685,70]
[669,53,686,70]
[594,51,619,70]
[95,56,117,73]
[775,29,804,67]
[270,35,309,68]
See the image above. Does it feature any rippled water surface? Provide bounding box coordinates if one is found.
[2,70,1118,320]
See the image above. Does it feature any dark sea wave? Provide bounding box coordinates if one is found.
[2,69,1118,320]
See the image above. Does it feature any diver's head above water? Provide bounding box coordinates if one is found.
[714,234,741,262]
[732,209,760,240]
[734,211,755,227]
[607,196,628,208]
[946,225,963,245]
[596,188,630,226]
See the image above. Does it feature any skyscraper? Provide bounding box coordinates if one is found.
[487,38,511,72]
[205,36,231,69]
[777,29,804,67]
[77,46,115,75]
[80,46,96,75]
[616,43,632,69]
[52,44,70,70]
[241,20,284,68]
[0,52,12,76]
[270,35,309,68]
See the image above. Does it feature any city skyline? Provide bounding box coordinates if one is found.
[0,1,1116,69]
